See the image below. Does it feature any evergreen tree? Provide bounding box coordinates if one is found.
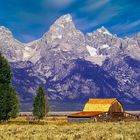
[0,53,19,122]
[9,87,19,118]
[0,53,12,84]
[33,86,49,120]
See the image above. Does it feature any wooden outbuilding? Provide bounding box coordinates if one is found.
[83,98,124,113]
[67,98,125,122]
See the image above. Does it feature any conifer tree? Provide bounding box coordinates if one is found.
[0,53,12,84]
[0,53,19,122]
[33,86,49,120]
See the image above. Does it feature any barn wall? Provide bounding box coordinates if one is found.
[109,101,124,113]
[67,117,92,122]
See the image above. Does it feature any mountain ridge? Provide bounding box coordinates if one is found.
[0,14,140,111]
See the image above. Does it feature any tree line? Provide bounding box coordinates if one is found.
[0,53,49,122]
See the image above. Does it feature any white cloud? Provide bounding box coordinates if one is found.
[124,20,140,29]
[110,20,140,34]
[73,9,119,31]
[94,10,119,24]
[73,1,123,31]
[74,17,98,31]
[80,0,110,12]
[44,0,75,8]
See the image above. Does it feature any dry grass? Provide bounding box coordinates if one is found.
[0,119,139,140]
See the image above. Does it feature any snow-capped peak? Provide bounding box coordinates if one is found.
[97,26,112,36]
[60,14,72,22]
[0,26,9,31]
[51,14,75,30]
[0,26,13,38]
[42,13,82,46]
[56,14,72,23]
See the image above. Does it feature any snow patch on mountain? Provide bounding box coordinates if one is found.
[100,44,110,49]
[86,55,106,66]
[86,45,97,56]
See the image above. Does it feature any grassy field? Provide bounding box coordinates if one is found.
[0,119,139,140]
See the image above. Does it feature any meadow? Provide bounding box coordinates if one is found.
[0,118,139,140]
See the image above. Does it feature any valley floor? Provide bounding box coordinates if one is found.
[0,121,139,140]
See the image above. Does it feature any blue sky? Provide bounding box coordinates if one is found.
[0,0,140,42]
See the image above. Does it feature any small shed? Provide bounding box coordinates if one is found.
[67,98,124,122]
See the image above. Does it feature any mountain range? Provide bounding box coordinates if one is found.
[0,14,140,111]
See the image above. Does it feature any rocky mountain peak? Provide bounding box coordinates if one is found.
[135,32,140,37]
[0,26,13,39]
[97,26,112,36]
[85,26,122,65]
[8,14,87,64]
[0,26,11,32]
[38,14,88,59]
[55,14,73,24]
[42,14,76,43]
[133,32,140,46]
[0,26,25,62]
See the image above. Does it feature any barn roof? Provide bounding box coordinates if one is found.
[88,98,116,104]
[83,98,118,112]
[67,111,103,118]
